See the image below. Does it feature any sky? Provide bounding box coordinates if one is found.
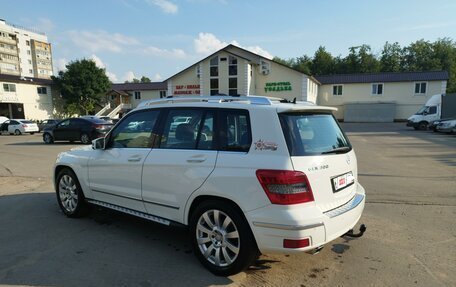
[3,0,456,83]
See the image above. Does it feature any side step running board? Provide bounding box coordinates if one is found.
[87,199,171,226]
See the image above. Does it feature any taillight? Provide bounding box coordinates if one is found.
[256,169,314,205]
[22,124,28,128]
[93,124,103,129]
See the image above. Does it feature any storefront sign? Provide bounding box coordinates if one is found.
[0,94,19,103]
[264,82,292,92]
[174,84,201,95]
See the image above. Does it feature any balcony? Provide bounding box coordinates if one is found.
[0,37,17,45]
[0,46,18,56]
[0,68,20,76]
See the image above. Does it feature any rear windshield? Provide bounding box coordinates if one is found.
[21,120,35,124]
[279,113,351,156]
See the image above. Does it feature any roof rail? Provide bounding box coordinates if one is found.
[137,95,282,108]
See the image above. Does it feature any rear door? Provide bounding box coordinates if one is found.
[141,108,217,221]
[279,112,357,212]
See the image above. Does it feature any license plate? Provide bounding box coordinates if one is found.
[331,171,355,193]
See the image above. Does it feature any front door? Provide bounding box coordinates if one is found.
[53,119,71,140]
[88,109,161,212]
[142,109,217,222]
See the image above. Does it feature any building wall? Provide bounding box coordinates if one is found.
[0,80,53,120]
[167,50,313,102]
[253,60,304,101]
[129,90,166,107]
[318,80,445,120]
[0,20,52,79]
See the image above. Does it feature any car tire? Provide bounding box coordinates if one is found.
[14,129,21,135]
[30,132,35,135]
[55,168,90,218]
[418,121,428,130]
[43,133,54,144]
[80,133,91,144]
[190,200,259,276]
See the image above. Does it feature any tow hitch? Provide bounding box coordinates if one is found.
[342,224,367,238]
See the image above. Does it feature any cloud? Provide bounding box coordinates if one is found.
[106,71,118,82]
[90,54,105,69]
[36,18,54,32]
[90,54,118,82]
[67,30,139,53]
[142,46,186,59]
[147,0,178,14]
[55,58,68,72]
[193,33,273,59]
[153,73,163,81]
[194,33,227,54]
[123,71,137,82]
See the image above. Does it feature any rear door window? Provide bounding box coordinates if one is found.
[219,110,251,152]
[279,113,351,156]
[160,109,203,150]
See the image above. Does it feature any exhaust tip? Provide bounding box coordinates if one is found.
[306,245,324,255]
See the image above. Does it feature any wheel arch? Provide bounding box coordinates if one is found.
[186,195,246,226]
[54,164,92,199]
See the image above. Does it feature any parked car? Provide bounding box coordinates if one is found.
[170,116,191,131]
[0,116,8,125]
[43,117,113,144]
[38,119,61,132]
[53,95,366,275]
[436,119,456,134]
[0,119,39,135]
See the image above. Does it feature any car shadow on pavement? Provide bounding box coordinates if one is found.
[0,192,232,287]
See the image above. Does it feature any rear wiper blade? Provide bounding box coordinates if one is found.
[321,147,351,154]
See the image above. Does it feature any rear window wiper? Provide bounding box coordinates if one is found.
[321,146,351,154]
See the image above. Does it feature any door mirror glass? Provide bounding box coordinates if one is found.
[92,137,105,150]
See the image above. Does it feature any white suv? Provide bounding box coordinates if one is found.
[54,96,365,275]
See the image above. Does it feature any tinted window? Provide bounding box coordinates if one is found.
[21,120,34,124]
[279,113,351,156]
[10,120,19,125]
[428,106,437,114]
[58,120,70,127]
[197,112,215,150]
[70,119,87,127]
[219,110,251,152]
[160,110,203,149]
[109,110,160,148]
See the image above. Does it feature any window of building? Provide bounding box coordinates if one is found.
[210,56,218,77]
[28,60,32,64]
[29,69,33,74]
[26,40,30,46]
[210,79,219,95]
[372,83,383,95]
[3,83,16,92]
[37,87,47,94]
[134,91,141,100]
[229,56,237,76]
[111,94,116,100]
[27,50,31,55]
[229,77,237,96]
[415,82,427,94]
[332,85,343,96]
[160,90,167,98]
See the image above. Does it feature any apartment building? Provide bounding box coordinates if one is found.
[0,19,53,79]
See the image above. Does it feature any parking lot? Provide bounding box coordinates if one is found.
[0,123,455,287]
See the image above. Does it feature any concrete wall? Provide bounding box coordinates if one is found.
[344,102,396,122]
[318,80,446,120]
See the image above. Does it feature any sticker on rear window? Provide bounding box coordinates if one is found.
[254,139,278,151]
[331,171,355,193]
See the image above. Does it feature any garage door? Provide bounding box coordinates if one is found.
[344,102,396,122]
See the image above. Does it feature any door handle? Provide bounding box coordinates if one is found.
[128,156,142,162]
[186,155,207,163]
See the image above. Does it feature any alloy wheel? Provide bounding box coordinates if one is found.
[58,175,78,213]
[196,209,240,267]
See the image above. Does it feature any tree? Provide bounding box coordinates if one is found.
[52,59,111,115]
[311,46,334,75]
[345,45,380,73]
[380,42,403,72]
[125,76,152,83]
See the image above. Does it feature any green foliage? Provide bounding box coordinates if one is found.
[51,59,111,115]
[276,38,456,93]
[125,76,152,83]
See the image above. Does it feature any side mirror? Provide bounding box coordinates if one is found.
[92,137,106,150]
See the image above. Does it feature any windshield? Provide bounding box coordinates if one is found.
[279,113,351,156]
[415,106,428,115]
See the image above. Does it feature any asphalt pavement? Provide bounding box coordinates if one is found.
[0,124,454,287]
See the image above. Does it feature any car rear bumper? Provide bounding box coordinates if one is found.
[246,183,365,253]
